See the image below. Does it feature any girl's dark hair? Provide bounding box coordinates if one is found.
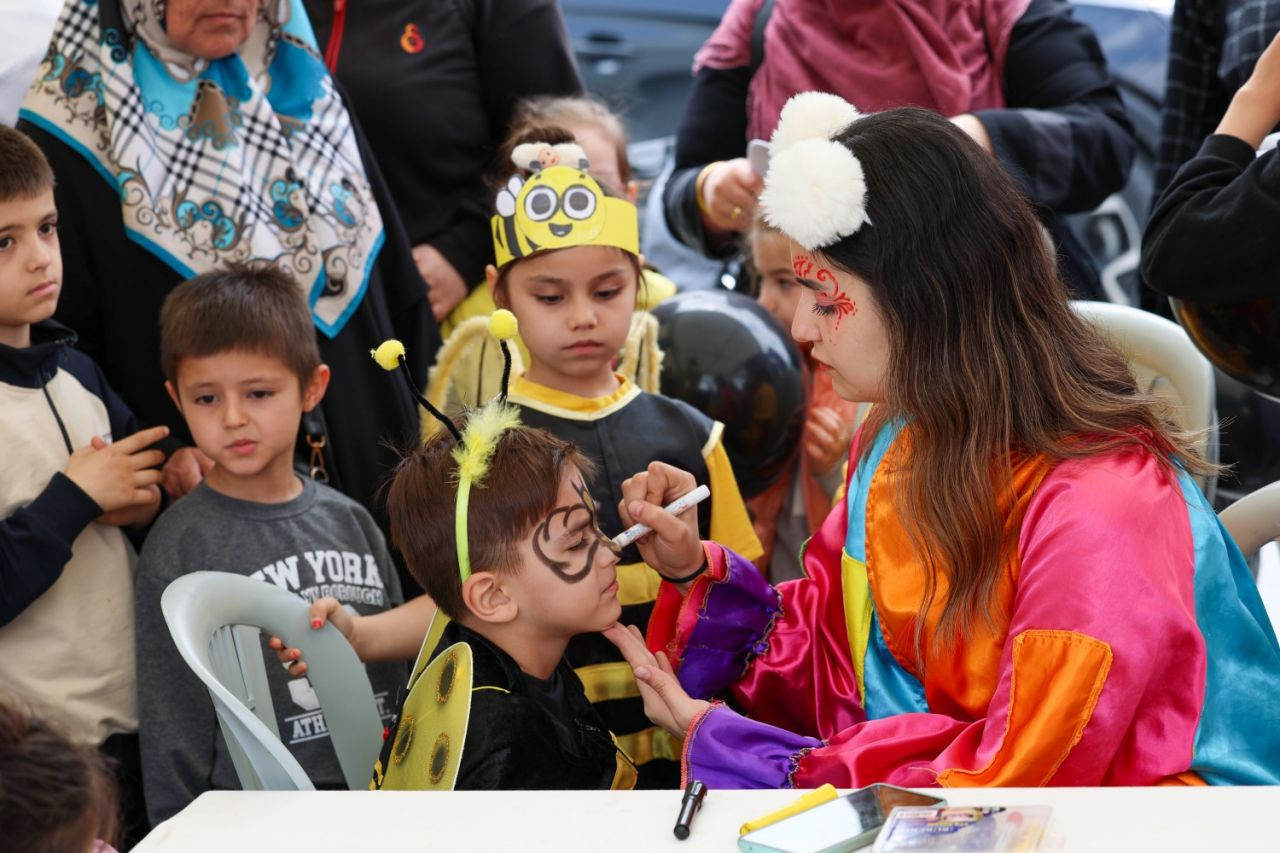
[0,700,119,853]
[816,108,1211,652]
[386,422,594,620]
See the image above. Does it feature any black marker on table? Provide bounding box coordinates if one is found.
[673,779,708,840]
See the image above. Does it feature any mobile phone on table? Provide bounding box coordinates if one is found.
[738,784,947,853]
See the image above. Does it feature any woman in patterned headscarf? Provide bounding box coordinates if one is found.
[18,0,438,562]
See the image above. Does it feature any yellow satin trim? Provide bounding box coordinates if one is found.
[610,733,640,789]
[615,726,683,767]
[508,373,640,420]
[937,629,1113,787]
[706,436,765,562]
[576,661,641,704]
[863,430,1054,719]
[840,552,873,706]
[616,561,662,606]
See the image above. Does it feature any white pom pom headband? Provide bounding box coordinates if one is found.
[759,92,868,251]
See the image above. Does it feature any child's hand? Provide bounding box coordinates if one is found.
[1219,30,1280,148]
[268,597,358,676]
[618,461,704,583]
[603,623,709,739]
[64,425,168,515]
[804,406,854,475]
[160,446,215,501]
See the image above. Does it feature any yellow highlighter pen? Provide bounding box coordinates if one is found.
[739,784,840,836]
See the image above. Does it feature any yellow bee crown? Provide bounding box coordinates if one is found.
[491,144,639,268]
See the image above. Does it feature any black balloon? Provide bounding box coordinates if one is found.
[1172,297,1280,401]
[652,290,806,498]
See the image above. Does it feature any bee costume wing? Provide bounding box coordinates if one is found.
[370,612,472,791]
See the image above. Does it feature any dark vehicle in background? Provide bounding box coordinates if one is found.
[562,0,1279,504]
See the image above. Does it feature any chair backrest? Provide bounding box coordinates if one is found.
[161,572,383,792]
[1219,481,1280,560]
[1072,300,1218,495]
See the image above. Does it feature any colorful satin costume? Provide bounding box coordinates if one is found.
[510,372,762,787]
[650,423,1280,787]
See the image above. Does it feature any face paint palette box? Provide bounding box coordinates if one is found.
[872,805,1053,852]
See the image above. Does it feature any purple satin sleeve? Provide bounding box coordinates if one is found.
[685,705,823,789]
[677,548,782,699]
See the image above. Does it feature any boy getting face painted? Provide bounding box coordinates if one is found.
[366,412,636,791]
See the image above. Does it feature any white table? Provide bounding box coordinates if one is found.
[135,787,1280,852]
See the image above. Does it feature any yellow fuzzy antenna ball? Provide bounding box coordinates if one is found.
[372,339,406,371]
[488,309,518,342]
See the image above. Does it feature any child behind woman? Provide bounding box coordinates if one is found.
[747,218,867,581]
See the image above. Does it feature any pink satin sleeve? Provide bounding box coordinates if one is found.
[794,448,1206,787]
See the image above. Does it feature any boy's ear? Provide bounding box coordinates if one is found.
[164,380,182,412]
[460,571,518,625]
[301,364,331,412]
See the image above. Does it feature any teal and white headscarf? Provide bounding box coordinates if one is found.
[21,0,383,337]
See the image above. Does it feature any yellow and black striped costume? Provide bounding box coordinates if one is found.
[508,373,763,787]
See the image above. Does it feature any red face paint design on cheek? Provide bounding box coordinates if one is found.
[813,266,857,330]
[792,255,814,279]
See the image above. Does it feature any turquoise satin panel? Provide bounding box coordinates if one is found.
[864,609,929,720]
[1179,472,1280,784]
[844,423,901,563]
[846,422,927,720]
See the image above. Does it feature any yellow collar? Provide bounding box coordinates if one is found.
[508,373,641,421]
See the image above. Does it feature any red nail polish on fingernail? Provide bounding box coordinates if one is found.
[311,618,322,629]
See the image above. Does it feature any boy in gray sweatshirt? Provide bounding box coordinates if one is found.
[135,265,407,824]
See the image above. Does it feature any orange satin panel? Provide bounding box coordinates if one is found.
[938,629,1113,787]
[864,432,1054,719]
[1158,771,1207,786]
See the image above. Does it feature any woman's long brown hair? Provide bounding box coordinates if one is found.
[819,108,1213,656]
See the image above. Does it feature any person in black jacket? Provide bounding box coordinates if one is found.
[1144,29,1280,302]
[663,0,1134,300]
[304,0,583,323]
[17,0,438,582]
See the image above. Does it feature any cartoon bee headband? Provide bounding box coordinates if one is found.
[491,141,639,268]
[759,92,869,250]
[372,310,522,581]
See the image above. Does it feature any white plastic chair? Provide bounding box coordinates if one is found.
[1072,300,1218,496]
[1220,482,1280,560]
[160,572,383,792]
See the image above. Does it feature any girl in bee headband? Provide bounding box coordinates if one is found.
[481,141,763,788]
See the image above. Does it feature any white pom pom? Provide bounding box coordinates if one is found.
[769,92,861,154]
[760,138,868,250]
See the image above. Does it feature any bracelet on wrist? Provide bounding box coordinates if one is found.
[694,161,722,217]
[657,553,709,585]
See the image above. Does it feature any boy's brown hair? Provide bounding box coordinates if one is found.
[387,421,594,619]
[160,263,320,386]
[0,126,55,204]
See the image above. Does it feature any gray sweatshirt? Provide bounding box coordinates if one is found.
[135,478,405,823]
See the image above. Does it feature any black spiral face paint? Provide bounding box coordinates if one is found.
[531,479,620,584]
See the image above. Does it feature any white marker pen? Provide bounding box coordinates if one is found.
[612,484,711,549]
